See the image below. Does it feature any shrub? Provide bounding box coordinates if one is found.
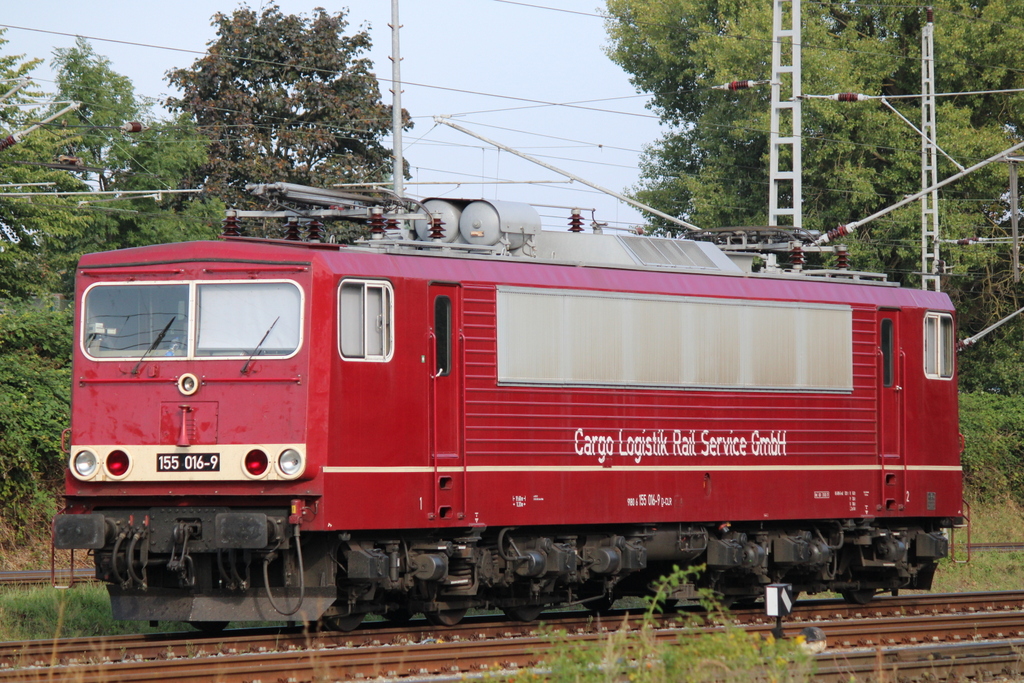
[959,392,1024,503]
[0,305,73,546]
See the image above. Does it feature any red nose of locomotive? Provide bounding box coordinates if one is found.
[65,263,313,493]
[54,245,327,623]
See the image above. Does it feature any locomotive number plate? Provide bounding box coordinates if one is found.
[157,453,220,472]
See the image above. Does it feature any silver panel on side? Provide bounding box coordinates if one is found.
[497,287,853,392]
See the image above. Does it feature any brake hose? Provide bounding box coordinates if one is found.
[111,529,130,585]
[263,524,305,617]
[126,530,147,587]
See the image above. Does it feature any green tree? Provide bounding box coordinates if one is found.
[51,38,142,192]
[605,0,1024,388]
[0,32,90,300]
[1,36,223,547]
[167,3,405,212]
[47,38,222,295]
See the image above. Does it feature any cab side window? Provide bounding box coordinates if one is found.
[923,312,953,379]
[339,279,394,361]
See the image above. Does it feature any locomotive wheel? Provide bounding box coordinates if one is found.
[503,605,544,622]
[841,589,876,605]
[322,613,364,632]
[425,608,468,626]
[191,621,228,633]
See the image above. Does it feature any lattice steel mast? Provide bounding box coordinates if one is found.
[920,7,940,290]
[768,0,802,229]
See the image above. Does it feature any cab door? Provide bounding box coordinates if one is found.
[877,309,906,513]
[429,283,464,522]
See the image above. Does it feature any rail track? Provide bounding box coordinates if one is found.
[1,591,1024,681]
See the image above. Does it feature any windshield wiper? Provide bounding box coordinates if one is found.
[132,316,176,376]
[241,316,279,375]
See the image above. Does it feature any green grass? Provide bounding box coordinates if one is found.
[0,584,198,641]
[930,495,1024,594]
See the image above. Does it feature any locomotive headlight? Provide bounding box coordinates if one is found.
[278,449,303,477]
[73,450,98,478]
[177,373,199,396]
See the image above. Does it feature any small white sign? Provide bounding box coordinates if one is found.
[765,583,794,617]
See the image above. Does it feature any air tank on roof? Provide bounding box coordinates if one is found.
[459,200,540,250]
[412,198,468,242]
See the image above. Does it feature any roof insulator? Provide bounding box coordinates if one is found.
[221,211,241,237]
[367,206,386,240]
[283,217,301,241]
[835,244,849,270]
[790,242,805,271]
[306,219,323,243]
[568,208,584,233]
[428,213,445,240]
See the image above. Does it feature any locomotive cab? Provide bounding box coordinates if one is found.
[55,243,338,623]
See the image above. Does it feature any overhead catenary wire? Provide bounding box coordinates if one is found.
[3,2,1023,120]
[435,115,701,232]
[2,6,1018,237]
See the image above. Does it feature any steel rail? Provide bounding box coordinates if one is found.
[5,612,1024,682]
[4,589,1023,669]
[3,591,1024,681]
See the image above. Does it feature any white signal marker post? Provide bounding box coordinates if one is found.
[766,583,794,639]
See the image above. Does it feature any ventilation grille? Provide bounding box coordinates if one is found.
[618,236,718,270]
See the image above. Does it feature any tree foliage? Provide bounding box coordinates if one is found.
[46,38,223,296]
[1,35,220,545]
[959,392,1024,502]
[51,38,142,191]
[167,3,405,210]
[605,0,1024,389]
[0,33,93,300]
[0,305,72,539]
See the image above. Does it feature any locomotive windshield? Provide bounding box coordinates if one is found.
[84,284,189,358]
[83,281,302,360]
[196,282,300,356]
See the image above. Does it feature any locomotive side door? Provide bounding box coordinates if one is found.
[428,283,465,522]
[876,309,906,514]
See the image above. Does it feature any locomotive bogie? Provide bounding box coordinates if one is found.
[55,232,962,626]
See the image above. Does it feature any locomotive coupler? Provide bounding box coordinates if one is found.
[167,521,200,587]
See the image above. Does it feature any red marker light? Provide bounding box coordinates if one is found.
[106,450,130,477]
[245,449,269,476]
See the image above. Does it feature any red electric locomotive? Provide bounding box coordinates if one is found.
[54,188,961,630]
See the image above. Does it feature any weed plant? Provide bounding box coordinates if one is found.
[521,567,814,683]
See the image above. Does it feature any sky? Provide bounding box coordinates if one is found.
[0,0,667,233]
